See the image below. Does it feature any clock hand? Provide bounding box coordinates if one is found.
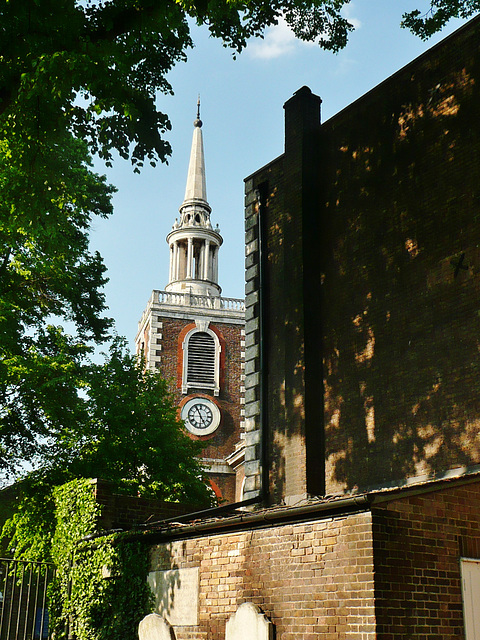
[194,407,205,427]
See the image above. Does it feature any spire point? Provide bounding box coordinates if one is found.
[194,95,202,128]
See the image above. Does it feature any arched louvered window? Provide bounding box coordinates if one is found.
[187,332,215,385]
[182,328,221,395]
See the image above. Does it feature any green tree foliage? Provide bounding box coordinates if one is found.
[0,0,355,170]
[2,337,213,510]
[3,478,152,640]
[54,337,213,505]
[1,476,56,561]
[1,0,476,172]
[0,129,114,476]
[402,1,480,39]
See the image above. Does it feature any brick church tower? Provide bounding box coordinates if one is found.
[135,102,245,504]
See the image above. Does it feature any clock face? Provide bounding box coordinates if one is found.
[181,397,221,436]
[188,403,213,430]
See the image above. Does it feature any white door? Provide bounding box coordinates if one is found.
[461,558,480,640]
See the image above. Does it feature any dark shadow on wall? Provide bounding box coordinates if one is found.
[261,174,319,503]
[257,88,325,502]
[319,49,480,492]
[148,542,182,625]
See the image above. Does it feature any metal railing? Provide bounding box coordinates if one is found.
[0,558,55,640]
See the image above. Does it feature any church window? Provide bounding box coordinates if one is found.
[182,328,221,395]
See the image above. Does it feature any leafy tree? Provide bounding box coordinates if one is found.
[402,1,480,39]
[1,0,476,172]
[0,0,355,170]
[0,114,116,468]
[2,338,213,565]
[54,337,213,505]
[3,336,213,504]
[1,474,57,561]
[0,123,114,477]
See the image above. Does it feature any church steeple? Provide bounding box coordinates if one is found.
[165,100,223,296]
[182,97,209,209]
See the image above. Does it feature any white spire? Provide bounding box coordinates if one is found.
[165,98,223,297]
[183,97,208,206]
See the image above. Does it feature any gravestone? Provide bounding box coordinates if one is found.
[138,613,175,640]
[148,567,199,626]
[225,603,274,640]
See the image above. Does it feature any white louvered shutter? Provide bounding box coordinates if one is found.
[187,332,215,385]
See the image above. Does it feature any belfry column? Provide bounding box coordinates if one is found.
[203,240,210,280]
[213,248,219,283]
[187,238,193,279]
[174,242,179,281]
[169,244,174,282]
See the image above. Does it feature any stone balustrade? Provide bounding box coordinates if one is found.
[137,290,244,330]
[154,290,244,311]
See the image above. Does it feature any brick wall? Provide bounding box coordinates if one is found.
[373,480,480,639]
[145,477,480,639]
[321,17,480,494]
[156,315,243,462]
[149,510,376,640]
[245,16,480,501]
[244,87,324,504]
[92,479,196,530]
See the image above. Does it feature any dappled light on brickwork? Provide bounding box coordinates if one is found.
[397,68,475,142]
[243,18,480,504]
[320,25,480,494]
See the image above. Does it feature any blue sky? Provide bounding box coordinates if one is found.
[89,2,470,350]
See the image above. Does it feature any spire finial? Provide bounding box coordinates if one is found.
[194,95,202,128]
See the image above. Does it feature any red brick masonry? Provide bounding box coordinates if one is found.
[147,475,480,640]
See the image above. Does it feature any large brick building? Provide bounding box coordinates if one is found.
[242,17,480,505]
[137,17,480,639]
[135,103,245,504]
